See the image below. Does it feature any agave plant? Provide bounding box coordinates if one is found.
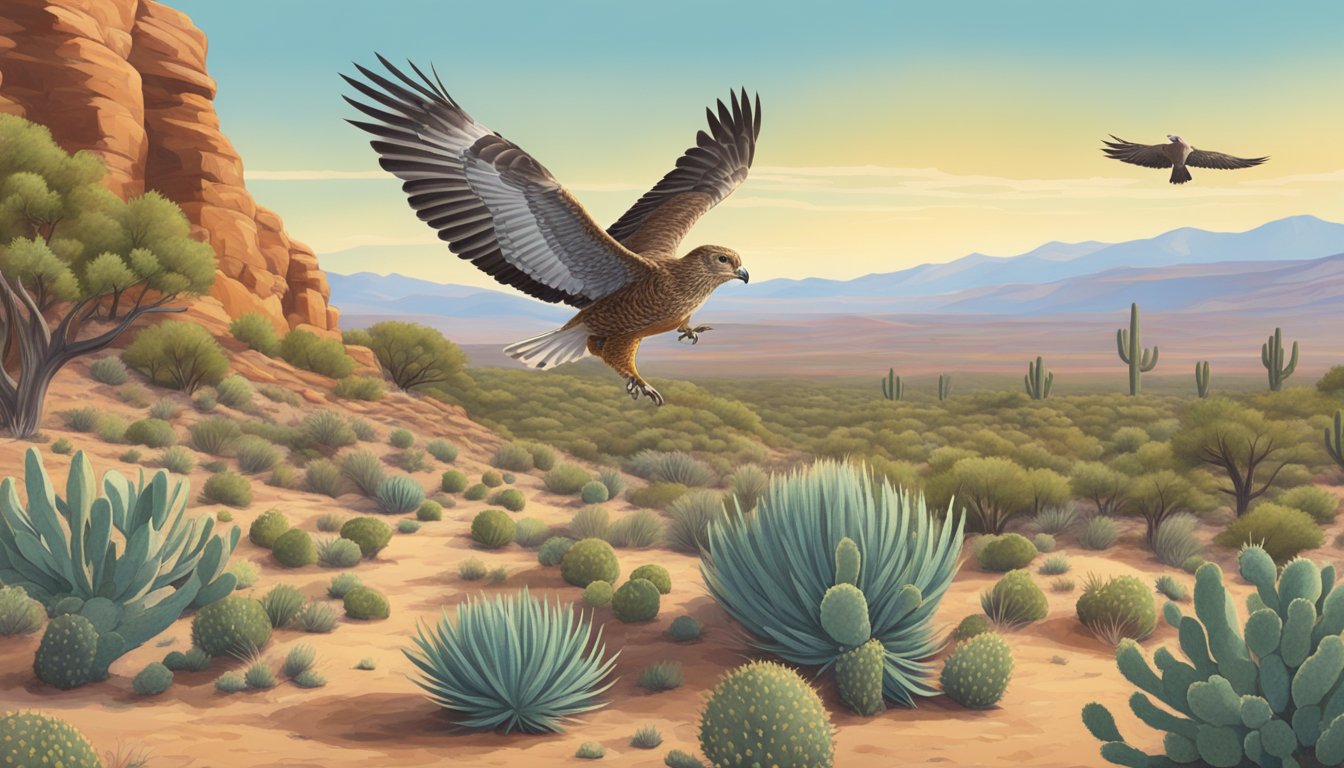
[701,459,964,706]
[404,588,617,734]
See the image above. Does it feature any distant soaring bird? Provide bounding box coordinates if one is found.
[343,56,758,406]
[1101,135,1268,184]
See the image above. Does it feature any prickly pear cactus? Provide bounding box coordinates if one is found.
[836,637,886,716]
[834,537,861,586]
[1082,546,1344,767]
[819,583,870,647]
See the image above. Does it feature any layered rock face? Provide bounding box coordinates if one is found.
[0,0,339,335]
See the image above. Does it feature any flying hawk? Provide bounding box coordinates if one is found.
[1101,135,1268,184]
[343,56,758,406]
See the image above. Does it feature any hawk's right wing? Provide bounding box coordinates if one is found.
[1100,136,1173,168]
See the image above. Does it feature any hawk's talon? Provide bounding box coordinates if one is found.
[625,377,664,406]
[677,325,713,345]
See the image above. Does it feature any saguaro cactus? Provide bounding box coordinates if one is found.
[1262,327,1299,391]
[881,368,903,401]
[1194,360,1210,398]
[1024,356,1053,400]
[1326,410,1344,471]
[938,374,952,401]
[1116,303,1158,395]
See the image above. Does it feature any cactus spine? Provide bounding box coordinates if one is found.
[1262,327,1299,392]
[1116,303,1158,395]
[1326,411,1344,471]
[821,537,894,717]
[938,374,952,401]
[1025,356,1053,400]
[1195,360,1210,398]
[881,368,903,401]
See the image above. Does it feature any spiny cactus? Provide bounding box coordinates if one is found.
[941,631,1013,708]
[1082,546,1344,767]
[1025,356,1053,400]
[0,710,101,768]
[1327,410,1344,471]
[33,614,103,689]
[819,584,870,647]
[1262,326,1299,392]
[1195,360,1210,398]
[1116,303,1158,395]
[834,537,861,586]
[836,638,886,716]
[699,661,833,768]
[881,368,903,401]
[938,374,952,401]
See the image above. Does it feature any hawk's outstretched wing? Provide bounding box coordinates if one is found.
[606,89,761,257]
[343,56,653,308]
[1187,148,1269,170]
[1101,136,1172,168]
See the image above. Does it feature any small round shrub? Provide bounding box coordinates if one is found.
[598,468,626,499]
[544,463,592,495]
[340,516,393,558]
[639,661,685,693]
[417,500,443,521]
[215,672,247,692]
[244,660,277,690]
[426,439,458,463]
[328,572,362,599]
[1031,533,1056,553]
[502,472,516,484]
[489,488,526,512]
[230,312,282,356]
[203,471,252,507]
[34,614,103,689]
[561,538,620,587]
[334,375,385,401]
[515,517,549,547]
[526,442,557,471]
[580,481,610,504]
[940,632,1013,708]
[699,661,833,768]
[398,449,429,473]
[227,560,259,589]
[191,596,272,656]
[133,662,174,695]
[125,418,176,448]
[481,469,503,487]
[234,435,281,474]
[249,509,290,548]
[980,570,1048,629]
[471,509,516,549]
[1276,485,1340,523]
[1181,555,1207,574]
[463,483,488,501]
[627,482,689,510]
[0,711,100,767]
[280,330,355,378]
[90,356,130,385]
[441,470,468,493]
[343,586,390,620]
[538,536,576,566]
[952,614,991,642]
[976,533,1038,572]
[301,410,357,451]
[583,580,614,607]
[569,505,611,541]
[1076,574,1157,644]
[668,615,702,642]
[214,375,254,409]
[163,648,212,672]
[612,578,660,622]
[339,449,385,496]
[124,321,229,392]
[490,442,533,472]
[610,510,665,549]
[1079,516,1119,550]
[0,585,46,636]
[272,528,318,568]
[189,416,241,455]
[389,428,415,449]
[398,519,421,534]
[376,475,425,514]
[630,564,672,595]
[1214,503,1323,563]
[1038,553,1070,575]
[576,742,605,760]
[304,458,346,497]
[665,750,704,768]
[458,557,487,581]
[317,537,363,568]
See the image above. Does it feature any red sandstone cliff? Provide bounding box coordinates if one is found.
[0,0,339,336]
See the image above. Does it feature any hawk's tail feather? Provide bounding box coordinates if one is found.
[504,325,592,370]
[1170,165,1192,184]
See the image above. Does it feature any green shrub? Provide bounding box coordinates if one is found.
[1078,516,1119,550]
[234,435,281,474]
[122,417,175,448]
[398,519,421,534]
[193,389,217,412]
[298,602,338,633]
[628,450,717,486]
[203,471,252,507]
[426,439,458,463]
[316,512,347,532]
[404,588,616,734]
[244,659,277,689]
[569,506,610,541]
[215,671,247,692]
[471,509,515,548]
[157,445,195,474]
[667,490,723,553]
[362,321,466,391]
[1032,533,1056,553]
[458,557,487,581]
[1215,502,1323,563]
[192,596,272,656]
[515,517,549,547]
[630,564,672,595]
[487,566,509,585]
[561,538,620,587]
[117,382,151,407]
[282,643,317,679]
[317,536,363,568]
[1152,512,1204,567]
[538,536,576,567]
[227,560,259,589]
[490,442,534,472]
[280,329,355,378]
[1181,555,1206,574]
[389,428,415,449]
[260,584,307,628]
[698,661,833,768]
[190,416,242,455]
[598,468,626,499]
[628,482,689,510]
[613,578,661,622]
[338,449,384,497]
[489,488,526,512]
[975,533,1038,572]
[580,481,610,504]
[302,410,357,450]
[90,355,130,385]
[59,406,101,432]
[729,463,769,510]
[398,448,429,473]
[118,448,141,463]
[0,711,100,767]
[575,742,605,760]
[665,750,705,768]
[343,586,390,620]
[1154,574,1188,601]
[0,585,45,636]
[215,375,254,409]
[631,725,663,749]
[981,570,1048,629]
[544,463,591,494]
[583,580,614,607]
[340,516,393,558]
[1051,577,1075,593]
[463,483,488,501]
[475,470,500,489]
[376,475,425,514]
[525,442,557,470]
[162,647,212,672]
[123,320,228,393]
[96,413,129,443]
[271,528,317,568]
[1076,574,1157,645]
[940,632,1013,708]
[327,572,362,599]
[230,312,281,356]
[49,437,72,455]
[1277,485,1340,522]
[334,375,385,401]
[951,614,990,642]
[441,469,468,493]
[417,500,443,521]
[610,510,664,548]
[356,657,377,670]
[304,458,345,497]
[1038,553,1070,575]
[349,417,376,442]
[668,615,702,642]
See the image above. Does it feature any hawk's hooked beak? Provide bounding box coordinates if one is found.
[734,266,750,284]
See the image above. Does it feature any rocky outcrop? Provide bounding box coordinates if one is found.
[0,0,339,335]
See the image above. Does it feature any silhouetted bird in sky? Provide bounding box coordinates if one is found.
[1101,135,1268,184]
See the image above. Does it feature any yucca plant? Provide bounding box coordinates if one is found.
[700,459,964,706]
[404,588,617,734]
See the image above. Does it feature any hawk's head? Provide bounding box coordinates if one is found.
[686,245,749,284]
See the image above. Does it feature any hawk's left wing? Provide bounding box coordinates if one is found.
[1187,148,1269,170]
[1101,136,1172,168]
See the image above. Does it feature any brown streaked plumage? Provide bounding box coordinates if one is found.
[1102,134,1268,184]
[343,56,759,405]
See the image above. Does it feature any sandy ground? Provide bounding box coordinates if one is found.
[2,357,1341,768]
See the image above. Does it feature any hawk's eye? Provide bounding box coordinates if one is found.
[717,255,728,263]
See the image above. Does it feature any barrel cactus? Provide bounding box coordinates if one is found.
[33,614,103,689]
[1083,546,1344,767]
[0,710,101,768]
[940,632,1014,708]
[699,661,833,768]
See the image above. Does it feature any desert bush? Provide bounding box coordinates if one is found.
[582,580,614,607]
[260,584,307,628]
[630,564,672,595]
[951,614,990,642]
[1276,485,1340,522]
[389,428,415,449]
[149,397,182,421]
[1038,554,1070,575]
[119,448,141,463]
[544,463,592,494]
[515,517,549,547]
[975,533,1037,572]
[1032,533,1056,553]
[596,467,626,498]
[464,483,488,501]
[227,560,259,589]
[569,506,611,540]
[631,725,663,749]
[50,437,72,454]
[609,510,664,548]
[317,536,363,568]
[349,417,376,442]
[203,471,251,507]
[613,578,661,622]
[363,321,466,391]
[576,742,605,760]
[404,588,616,733]
[1078,516,1119,550]
[334,374,385,401]
[561,538,620,587]
[194,388,217,412]
[90,356,130,385]
[298,601,338,633]
[1051,577,1075,593]
[627,482,689,510]
[244,659,277,689]
[230,312,281,356]
[162,648,212,672]
[316,512,347,533]
[123,320,228,393]
[376,475,425,514]
[1154,574,1188,601]
[302,410,357,451]
[668,615,702,642]
[524,442,557,470]
[940,632,1013,708]
[338,449,384,497]
[458,558,487,581]
[214,375,254,409]
[1076,574,1156,645]
[580,481,610,504]
[398,519,421,534]
[192,596,272,656]
[1152,513,1204,567]
[59,406,101,432]
[356,658,376,670]
[0,585,45,635]
[215,672,247,692]
[328,572,362,599]
[304,458,346,497]
[234,435,281,474]
[471,509,516,548]
[665,751,704,768]
[343,586,390,620]
[272,528,317,568]
[190,416,241,455]
[490,441,534,472]
[279,329,355,378]
[667,490,724,553]
[426,438,458,463]
[417,499,443,522]
[538,536,575,567]
[399,448,429,473]
[282,643,317,679]
[96,413,129,442]
[124,417,176,448]
[1215,502,1322,563]
[490,488,526,512]
[441,469,468,493]
[980,570,1048,629]
[698,661,833,768]
[340,516,393,558]
[117,382,151,407]
[729,463,769,510]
